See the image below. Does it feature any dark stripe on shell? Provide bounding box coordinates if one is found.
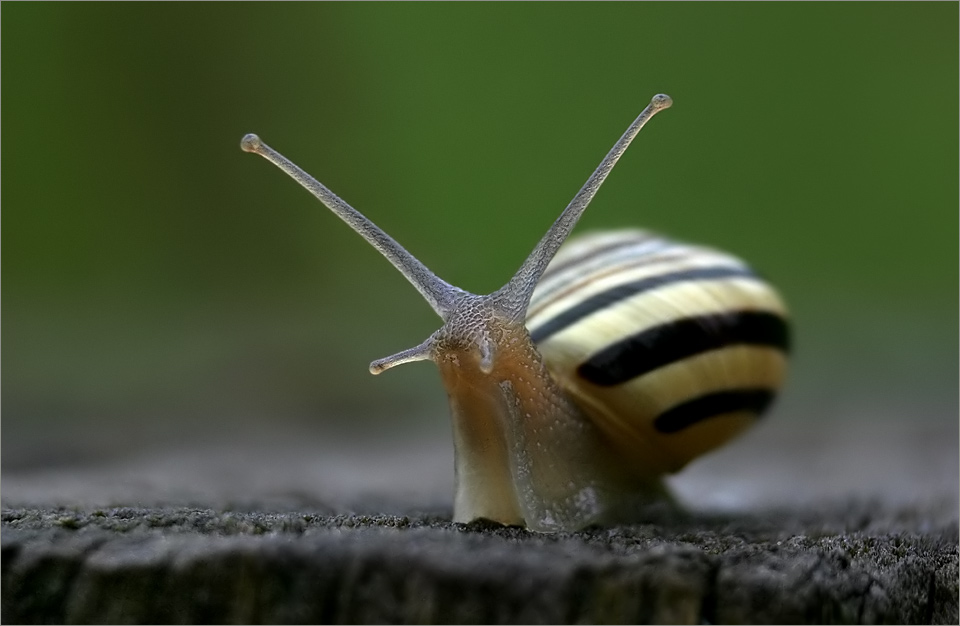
[530,266,758,344]
[653,389,776,433]
[539,236,655,281]
[529,250,696,318]
[577,311,790,387]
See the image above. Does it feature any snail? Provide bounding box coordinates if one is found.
[240,93,790,532]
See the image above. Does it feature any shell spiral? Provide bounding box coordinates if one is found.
[527,229,790,478]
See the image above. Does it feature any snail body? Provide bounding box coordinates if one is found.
[241,94,790,532]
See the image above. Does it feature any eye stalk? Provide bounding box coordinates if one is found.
[240,133,464,319]
[240,94,672,374]
[496,93,672,322]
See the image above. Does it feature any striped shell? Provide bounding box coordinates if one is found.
[528,229,790,477]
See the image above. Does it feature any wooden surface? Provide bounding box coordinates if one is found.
[2,417,957,624]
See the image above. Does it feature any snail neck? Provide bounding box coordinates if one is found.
[433,307,628,531]
[434,315,557,527]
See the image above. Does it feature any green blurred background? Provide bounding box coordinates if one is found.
[3,4,957,471]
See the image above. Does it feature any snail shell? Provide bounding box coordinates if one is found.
[529,229,789,480]
[241,94,790,532]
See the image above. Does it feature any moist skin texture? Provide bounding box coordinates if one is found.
[434,313,659,532]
